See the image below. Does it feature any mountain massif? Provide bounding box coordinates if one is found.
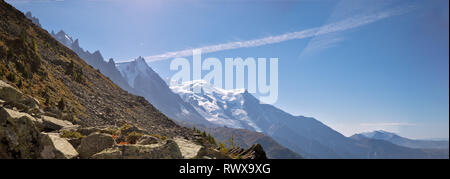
[170,81,448,159]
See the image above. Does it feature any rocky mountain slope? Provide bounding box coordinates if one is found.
[0,1,265,159]
[0,2,187,138]
[47,27,211,127]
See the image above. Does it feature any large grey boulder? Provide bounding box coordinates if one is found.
[173,137,202,159]
[39,133,78,159]
[41,115,76,131]
[0,80,40,112]
[0,107,41,158]
[0,80,23,103]
[77,132,115,158]
[91,139,182,159]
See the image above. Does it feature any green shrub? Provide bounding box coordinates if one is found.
[218,142,228,154]
[60,131,85,139]
[119,123,133,134]
[0,68,5,78]
[73,68,84,83]
[101,127,120,136]
[20,30,27,45]
[16,79,22,88]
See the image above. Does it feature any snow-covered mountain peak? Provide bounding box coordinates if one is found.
[170,80,246,100]
[52,30,73,47]
[360,130,398,139]
[170,80,261,132]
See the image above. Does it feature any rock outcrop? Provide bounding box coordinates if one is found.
[173,137,203,159]
[0,107,41,159]
[39,132,78,159]
[77,132,115,159]
[0,81,40,113]
[226,144,267,159]
[41,115,77,131]
[91,140,182,159]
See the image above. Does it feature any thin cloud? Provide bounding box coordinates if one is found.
[120,5,414,63]
[300,33,344,57]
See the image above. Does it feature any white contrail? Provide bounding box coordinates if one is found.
[120,5,413,63]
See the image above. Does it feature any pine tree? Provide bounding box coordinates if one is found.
[207,133,217,146]
[229,135,235,149]
[20,30,27,45]
[201,131,207,137]
[31,39,42,72]
[218,142,228,153]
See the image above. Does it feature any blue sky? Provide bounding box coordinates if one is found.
[7,0,449,139]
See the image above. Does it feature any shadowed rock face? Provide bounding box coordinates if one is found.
[0,107,41,159]
[226,144,267,159]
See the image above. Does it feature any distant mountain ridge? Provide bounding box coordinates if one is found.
[171,80,449,159]
[50,30,135,93]
[352,130,449,149]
